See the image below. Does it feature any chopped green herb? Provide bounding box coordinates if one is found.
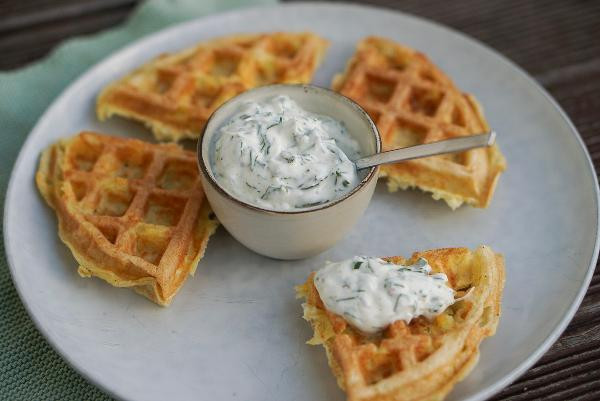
[336,296,358,302]
[297,200,327,208]
[266,117,282,130]
[334,170,342,185]
[260,186,271,199]
[300,176,326,190]
[394,294,402,312]
[245,182,260,192]
[260,185,282,200]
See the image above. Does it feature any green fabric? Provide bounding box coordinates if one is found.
[0,0,275,399]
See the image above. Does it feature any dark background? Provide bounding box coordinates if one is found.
[1,0,599,399]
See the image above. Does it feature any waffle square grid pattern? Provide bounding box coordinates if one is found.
[333,37,506,209]
[97,32,329,142]
[298,246,505,401]
[36,132,218,305]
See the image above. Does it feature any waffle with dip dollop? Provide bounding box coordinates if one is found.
[296,246,505,401]
[97,32,329,142]
[36,132,218,306]
[333,37,506,209]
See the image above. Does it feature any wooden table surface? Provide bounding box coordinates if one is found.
[1,0,599,399]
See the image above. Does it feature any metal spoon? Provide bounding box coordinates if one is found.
[354,131,496,170]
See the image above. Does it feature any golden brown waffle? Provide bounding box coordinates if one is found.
[297,246,505,401]
[333,37,506,209]
[97,32,329,142]
[36,132,219,306]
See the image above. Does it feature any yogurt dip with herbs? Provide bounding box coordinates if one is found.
[212,95,361,210]
[314,256,456,334]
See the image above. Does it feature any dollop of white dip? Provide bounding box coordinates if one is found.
[314,256,456,334]
[212,95,361,210]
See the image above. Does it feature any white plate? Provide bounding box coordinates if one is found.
[5,3,599,401]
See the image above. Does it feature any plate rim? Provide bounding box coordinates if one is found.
[4,2,599,400]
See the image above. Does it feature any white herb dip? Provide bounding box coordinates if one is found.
[314,256,456,334]
[212,95,361,210]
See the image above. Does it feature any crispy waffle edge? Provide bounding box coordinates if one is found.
[333,36,507,209]
[96,32,330,142]
[35,133,219,306]
[296,246,505,401]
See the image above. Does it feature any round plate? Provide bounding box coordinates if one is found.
[5,3,599,401]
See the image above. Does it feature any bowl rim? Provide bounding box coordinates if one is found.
[197,83,382,216]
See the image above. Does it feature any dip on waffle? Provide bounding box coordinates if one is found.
[297,246,505,401]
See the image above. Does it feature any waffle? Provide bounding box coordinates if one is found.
[36,132,219,306]
[297,246,505,401]
[97,32,329,142]
[333,37,506,209]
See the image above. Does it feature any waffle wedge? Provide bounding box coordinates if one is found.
[36,132,218,306]
[333,37,506,209]
[297,246,505,401]
[97,32,329,142]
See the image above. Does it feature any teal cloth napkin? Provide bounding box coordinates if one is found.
[0,0,275,399]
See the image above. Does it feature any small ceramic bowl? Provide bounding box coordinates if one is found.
[197,84,381,260]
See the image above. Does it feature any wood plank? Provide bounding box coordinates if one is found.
[321,0,600,76]
[0,6,134,70]
[0,0,137,32]
[2,0,600,75]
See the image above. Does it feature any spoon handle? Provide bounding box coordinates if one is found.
[355,131,496,170]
